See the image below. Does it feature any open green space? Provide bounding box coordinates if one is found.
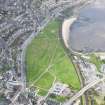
[49,94,69,102]
[89,54,103,71]
[26,19,80,96]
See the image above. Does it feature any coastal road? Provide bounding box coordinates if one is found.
[63,77,105,105]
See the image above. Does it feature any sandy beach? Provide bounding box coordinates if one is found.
[62,17,77,49]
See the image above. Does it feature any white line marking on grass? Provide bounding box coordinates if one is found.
[29,39,58,88]
[30,52,68,87]
[30,64,53,87]
[44,71,56,99]
[35,86,51,91]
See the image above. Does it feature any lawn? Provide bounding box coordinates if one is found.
[89,54,103,71]
[26,19,80,96]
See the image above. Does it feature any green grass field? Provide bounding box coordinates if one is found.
[26,19,80,96]
[89,54,103,71]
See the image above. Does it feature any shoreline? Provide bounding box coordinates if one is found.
[62,17,77,49]
[61,17,85,56]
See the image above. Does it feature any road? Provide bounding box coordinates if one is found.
[63,77,105,105]
[10,89,22,105]
[7,81,23,105]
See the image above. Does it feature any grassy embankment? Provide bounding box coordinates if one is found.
[26,19,80,96]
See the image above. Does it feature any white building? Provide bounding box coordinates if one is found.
[50,82,71,96]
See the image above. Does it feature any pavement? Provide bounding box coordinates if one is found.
[63,76,105,105]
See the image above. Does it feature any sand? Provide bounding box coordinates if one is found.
[62,17,77,49]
